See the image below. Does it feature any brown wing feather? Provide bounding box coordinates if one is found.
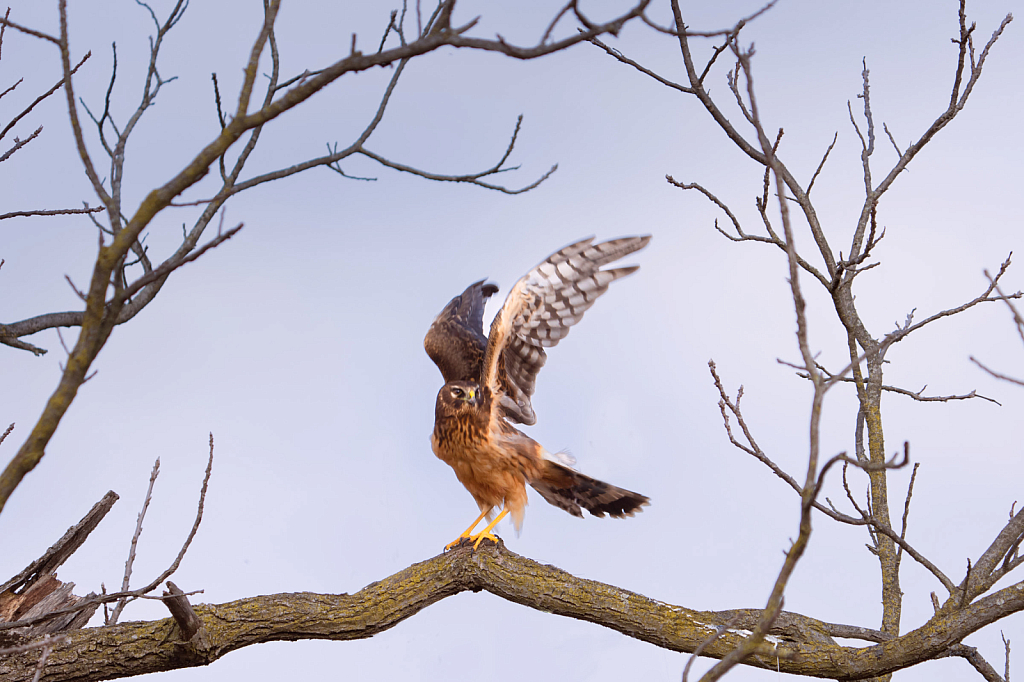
[481,236,651,425]
[424,279,499,383]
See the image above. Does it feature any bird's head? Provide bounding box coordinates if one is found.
[436,380,485,416]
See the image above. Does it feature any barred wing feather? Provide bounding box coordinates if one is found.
[481,236,651,425]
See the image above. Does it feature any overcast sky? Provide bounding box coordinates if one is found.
[2,1,1022,680]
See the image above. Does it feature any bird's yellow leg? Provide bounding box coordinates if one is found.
[471,508,510,550]
[445,508,491,551]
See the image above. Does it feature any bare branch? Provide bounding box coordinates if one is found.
[971,357,1024,387]
[966,504,1024,601]
[0,206,105,221]
[801,369,1002,406]
[0,7,9,59]
[108,458,160,625]
[986,270,1024,347]
[848,8,1013,259]
[358,147,556,195]
[937,643,1006,682]
[588,35,693,93]
[712,361,957,593]
[140,434,214,593]
[0,125,41,163]
[0,16,60,46]
[682,615,742,682]
[1004,631,1011,682]
[0,335,47,355]
[0,77,23,102]
[0,223,240,358]
[894,255,1020,343]
[895,463,921,574]
[702,54,822,659]
[639,0,778,39]
[806,132,837,195]
[883,121,903,157]
[118,223,243,301]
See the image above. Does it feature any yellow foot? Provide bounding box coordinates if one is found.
[445,507,509,551]
[470,531,500,550]
[444,534,472,551]
[444,508,493,551]
[443,532,502,551]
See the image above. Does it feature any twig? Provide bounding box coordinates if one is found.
[883,122,903,157]
[142,434,215,593]
[109,458,161,625]
[118,224,243,301]
[892,255,1020,342]
[667,175,829,287]
[806,132,837,195]
[682,615,742,682]
[970,358,1024,387]
[0,125,42,163]
[1003,631,1011,682]
[588,34,693,94]
[895,462,920,574]
[798,370,1002,405]
[0,52,90,143]
[0,15,60,44]
[986,270,1024,346]
[0,206,106,220]
[639,0,777,39]
[358,146,556,195]
[0,8,9,60]
[0,423,13,448]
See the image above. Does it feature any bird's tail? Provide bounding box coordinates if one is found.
[529,460,649,519]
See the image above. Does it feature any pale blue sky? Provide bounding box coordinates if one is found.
[1,1,1022,680]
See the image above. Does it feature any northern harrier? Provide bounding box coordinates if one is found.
[425,236,651,550]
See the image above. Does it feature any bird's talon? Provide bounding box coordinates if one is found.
[444,536,470,551]
[470,532,500,550]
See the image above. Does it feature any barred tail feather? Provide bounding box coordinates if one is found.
[530,461,649,519]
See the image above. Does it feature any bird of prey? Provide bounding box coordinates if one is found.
[424,236,651,550]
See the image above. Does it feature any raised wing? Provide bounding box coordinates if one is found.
[424,279,499,383]
[481,236,651,425]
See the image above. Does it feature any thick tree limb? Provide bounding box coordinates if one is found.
[0,542,1021,682]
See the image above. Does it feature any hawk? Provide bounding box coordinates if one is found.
[425,236,651,550]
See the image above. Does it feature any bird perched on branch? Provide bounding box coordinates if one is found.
[424,236,651,550]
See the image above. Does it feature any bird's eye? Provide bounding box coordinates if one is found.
[451,387,464,399]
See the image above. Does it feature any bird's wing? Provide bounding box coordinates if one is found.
[480,235,651,425]
[424,279,499,383]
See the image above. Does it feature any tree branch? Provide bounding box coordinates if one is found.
[0,206,105,221]
[1,542,1021,682]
